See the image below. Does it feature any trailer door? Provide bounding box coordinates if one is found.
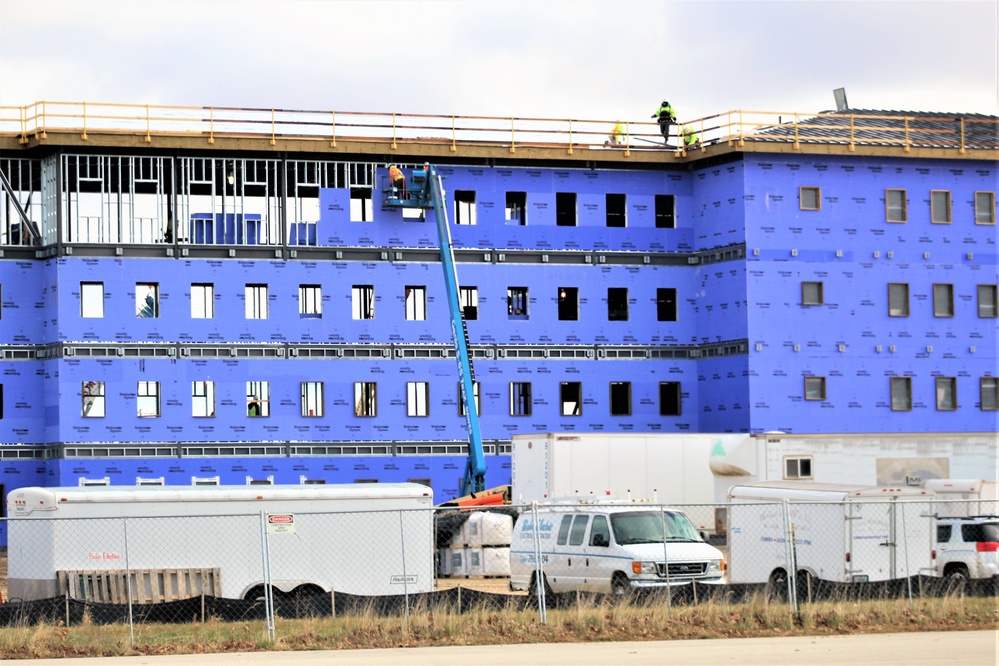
[847,500,894,582]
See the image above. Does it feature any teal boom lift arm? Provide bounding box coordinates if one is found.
[382,165,486,496]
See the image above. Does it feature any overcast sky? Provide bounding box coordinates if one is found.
[1,0,996,124]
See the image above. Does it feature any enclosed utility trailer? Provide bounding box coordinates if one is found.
[726,481,935,585]
[7,483,434,602]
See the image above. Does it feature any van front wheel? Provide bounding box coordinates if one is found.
[611,573,631,596]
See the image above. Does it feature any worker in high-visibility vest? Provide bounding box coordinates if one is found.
[651,100,676,144]
[682,125,700,149]
[388,164,406,198]
[607,121,625,146]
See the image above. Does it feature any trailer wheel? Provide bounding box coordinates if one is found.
[796,570,814,603]
[766,568,789,601]
[244,585,267,602]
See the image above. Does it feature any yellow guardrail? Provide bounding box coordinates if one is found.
[0,101,994,155]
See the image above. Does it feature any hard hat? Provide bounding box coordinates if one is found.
[662,100,668,105]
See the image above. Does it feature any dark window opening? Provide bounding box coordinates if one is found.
[460,286,478,320]
[609,381,631,416]
[608,287,629,321]
[508,287,529,319]
[511,382,532,416]
[558,287,578,321]
[556,192,577,227]
[660,382,681,416]
[350,187,373,222]
[657,288,677,321]
[606,193,626,227]
[655,194,676,228]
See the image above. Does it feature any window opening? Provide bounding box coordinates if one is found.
[607,287,629,321]
[801,281,824,306]
[981,377,998,411]
[82,381,105,418]
[556,192,577,227]
[888,283,909,317]
[936,377,957,411]
[458,381,481,416]
[606,193,626,227]
[933,283,954,317]
[81,282,104,318]
[655,194,676,228]
[191,283,214,319]
[657,288,677,321]
[350,187,373,222]
[407,381,429,416]
[454,190,477,225]
[247,381,270,417]
[405,286,427,321]
[978,284,997,318]
[886,189,907,222]
[560,382,582,416]
[299,284,322,318]
[890,376,912,411]
[508,286,529,319]
[505,191,526,225]
[659,382,681,415]
[245,284,268,319]
[301,381,324,417]
[192,381,215,417]
[804,376,826,401]
[510,382,532,416]
[137,381,161,417]
[609,381,631,416]
[352,285,375,319]
[975,191,995,225]
[800,186,820,210]
[355,382,377,416]
[569,515,589,546]
[931,190,951,224]
[460,286,478,320]
[784,456,813,479]
[557,287,578,321]
[136,283,159,318]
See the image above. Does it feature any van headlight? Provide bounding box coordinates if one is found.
[706,559,724,575]
[632,561,656,574]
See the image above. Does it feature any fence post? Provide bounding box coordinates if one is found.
[659,505,672,617]
[259,511,275,640]
[123,516,135,646]
[781,499,798,613]
[399,509,410,626]
[531,501,546,623]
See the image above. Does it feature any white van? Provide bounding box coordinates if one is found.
[509,502,725,595]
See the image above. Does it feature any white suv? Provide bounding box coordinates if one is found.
[935,515,999,580]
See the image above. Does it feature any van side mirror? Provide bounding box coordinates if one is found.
[699,531,709,542]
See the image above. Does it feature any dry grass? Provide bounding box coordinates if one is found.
[0,592,994,659]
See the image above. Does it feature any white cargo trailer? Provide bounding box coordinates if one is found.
[6,483,434,602]
[710,432,998,503]
[726,481,935,586]
[924,479,999,517]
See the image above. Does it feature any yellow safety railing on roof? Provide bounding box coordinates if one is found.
[0,101,994,154]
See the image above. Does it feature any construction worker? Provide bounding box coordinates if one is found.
[651,100,676,144]
[388,164,406,199]
[682,125,700,149]
[607,121,625,146]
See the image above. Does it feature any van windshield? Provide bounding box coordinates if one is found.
[610,511,701,545]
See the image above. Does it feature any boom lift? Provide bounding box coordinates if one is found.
[382,165,486,497]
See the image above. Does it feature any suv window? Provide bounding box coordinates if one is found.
[936,524,952,543]
[962,522,999,543]
[569,515,589,546]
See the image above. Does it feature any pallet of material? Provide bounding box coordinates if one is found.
[57,568,222,604]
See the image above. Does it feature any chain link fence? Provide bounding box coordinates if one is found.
[1,498,995,639]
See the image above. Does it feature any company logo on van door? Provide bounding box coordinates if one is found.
[520,518,554,534]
